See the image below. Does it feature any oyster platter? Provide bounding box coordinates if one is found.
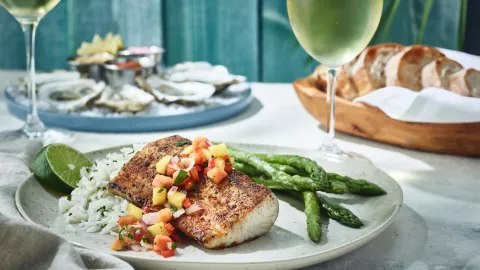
[5,33,252,132]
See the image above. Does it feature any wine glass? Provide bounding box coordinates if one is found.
[0,0,61,141]
[287,0,383,160]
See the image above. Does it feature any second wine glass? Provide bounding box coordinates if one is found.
[287,0,383,160]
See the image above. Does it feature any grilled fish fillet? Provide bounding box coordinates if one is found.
[107,135,279,249]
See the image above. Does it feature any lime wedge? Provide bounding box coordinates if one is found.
[31,144,93,194]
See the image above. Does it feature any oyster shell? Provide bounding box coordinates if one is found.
[38,79,105,112]
[143,76,215,103]
[166,62,246,91]
[95,84,154,112]
[19,71,81,90]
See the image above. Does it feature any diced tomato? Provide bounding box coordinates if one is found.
[185,180,194,191]
[142,206,151,213]
[133,229,145,242]
[160,248,176,258]
[197,141,208,149]
[204,167,211,177]
[207,167,228,184]
[117,215,136,227]
[225,163,233,173]
[190,169,199,182]
[183,198,193,209]
[166,164,175,177]
[165,223,175,233]
[208,158,216,168]
[223,155,230,161]
[153,235,172,252]
[153,175,174,188]
[180,153,190,158]
[170,232,181,242]
[199,156,207,165]
[157,208,173,223]
[193,137,209,148]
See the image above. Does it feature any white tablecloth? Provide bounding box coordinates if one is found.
[1,71,479,270]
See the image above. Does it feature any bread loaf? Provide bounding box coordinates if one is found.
[385,45,445,91]
[449,68,480,97]
[313,62,358,101]
[421,57,463,89]
[352,43,405,95]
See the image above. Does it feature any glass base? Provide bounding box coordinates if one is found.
[318,141,371,163]
[0,127,74,146]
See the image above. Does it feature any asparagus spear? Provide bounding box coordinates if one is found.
[327,172,386,196]
[228,148,326,192]
[302,191,322,242]
[286,191,363,229]
[234,161,348,194]
[270,163,308,176]
[318,196,364,228]
[255,154,329,189]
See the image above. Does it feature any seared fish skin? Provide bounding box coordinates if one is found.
[173,169,279,249]
[107,135,279,249]
[107,135,187,208]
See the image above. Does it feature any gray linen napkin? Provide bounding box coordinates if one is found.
[0,138,133,270]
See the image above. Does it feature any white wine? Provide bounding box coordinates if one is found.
[287,0,383,67]
[0,0,60,24]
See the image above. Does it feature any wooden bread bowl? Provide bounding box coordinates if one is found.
[292,75,480,157]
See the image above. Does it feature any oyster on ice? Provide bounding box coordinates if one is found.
[38,79,105,112]
[165,62,246,91]
[19,71,81,89]
[95,84,155,112]
[141,76,216,103]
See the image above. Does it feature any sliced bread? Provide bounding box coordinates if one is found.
[449,68,480,97]
[385,45,445,91]
[421,57,463,89]
[313,62,359,101]
[352,43,405,96]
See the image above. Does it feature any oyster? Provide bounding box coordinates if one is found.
[19,71,81,89]
[143,76,215,103]
[166,62,246,91]
[95,84,154,112]
[38,79,105,112]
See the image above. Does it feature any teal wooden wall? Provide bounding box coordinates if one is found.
[0,0,478,82]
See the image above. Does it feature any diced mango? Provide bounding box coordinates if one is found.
[127,203,143,220]
[214,157,226,170]
[157,208,173,223]
[156,155,172,175]
[202,149,212,160]
[180,145,194,155]
[110,239,125,251]
[207,167,228,184]
[208,143,227,158]
[168,191,186,209]
[153,188,167,206]
[147,222,169,237]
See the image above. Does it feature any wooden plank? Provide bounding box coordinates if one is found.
[261,0,316,82]
[70,0,163,52]
[164,0,259,81]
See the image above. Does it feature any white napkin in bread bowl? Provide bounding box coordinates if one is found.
[353,48,480,124]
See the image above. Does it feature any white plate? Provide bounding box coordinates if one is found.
[16,143,403,270]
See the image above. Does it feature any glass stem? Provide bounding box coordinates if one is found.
[324,67,338,147]
[22,22,45,138]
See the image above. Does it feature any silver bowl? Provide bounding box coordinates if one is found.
[102,58,155,88]
[118,46,164,73]
[67,53,114,81]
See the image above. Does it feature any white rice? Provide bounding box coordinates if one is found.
[59,143,145,234]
